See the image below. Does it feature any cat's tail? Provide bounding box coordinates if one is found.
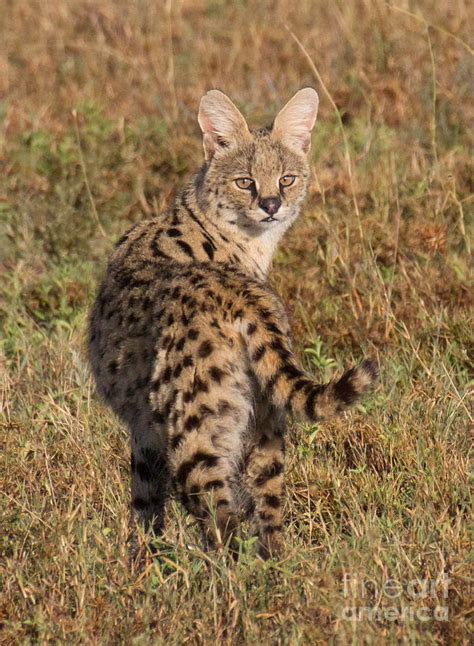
[240,314,378,423]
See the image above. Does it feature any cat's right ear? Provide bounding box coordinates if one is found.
[198,90,251,161]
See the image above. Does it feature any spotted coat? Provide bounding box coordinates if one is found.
[88,89,377,556]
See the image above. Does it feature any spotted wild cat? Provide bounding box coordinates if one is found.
[88,88,378,557]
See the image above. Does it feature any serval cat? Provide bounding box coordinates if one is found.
[88,88,378,557]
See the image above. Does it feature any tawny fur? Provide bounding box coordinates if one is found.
[88,88,377,557]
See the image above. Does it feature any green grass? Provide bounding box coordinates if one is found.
[1,0,473,643]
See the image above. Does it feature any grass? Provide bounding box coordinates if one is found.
[0,0,472,643]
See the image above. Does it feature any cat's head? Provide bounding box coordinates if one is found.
[197,88,319,234]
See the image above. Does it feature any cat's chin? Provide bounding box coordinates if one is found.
[220,207,297,235]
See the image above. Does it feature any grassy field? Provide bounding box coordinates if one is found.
[1,0,472,643]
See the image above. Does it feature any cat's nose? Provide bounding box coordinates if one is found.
[258,197,281,216]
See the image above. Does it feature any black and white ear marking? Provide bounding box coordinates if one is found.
[198,90,251,161]
[272,88,319,155]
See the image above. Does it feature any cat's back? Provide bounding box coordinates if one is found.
[87,206,280,425]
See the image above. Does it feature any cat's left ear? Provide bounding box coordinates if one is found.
[272,88,319,155]
[198,90,251,161]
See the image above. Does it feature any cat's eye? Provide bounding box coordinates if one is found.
[235,178,255,190]
[280,175,296,188]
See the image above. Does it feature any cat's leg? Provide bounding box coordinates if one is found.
[174,441,240,549]
[168,360,252,551]
[245,402,286,559]
[130,421,170,537]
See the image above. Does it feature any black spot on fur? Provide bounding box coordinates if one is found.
[175,452,219,485]
[115,232,129,247]
[334,368,359,406]
[127,312,140,325]
[184,415,200,431]
[255,461,283,486]
[153,409,166,424]
[171,434,183,450]
[361,358,379,382]
[266,372,281,390]
[265,321,280,335]
[257,434,272,448]
[305,385,326,420]
[259,511,274,521]
[291,378,308,393]
[252,345,266,362]
[136,461,153,481]
[204,479,225,491]
[280,363,302,379]
[176,337,186,351]
[209,366,225,384]
[193,376,209,393]
[183,355,194,368]
[198,340,213,358]
[247,322,257,335]
[163,397,174,418]
[202,241,214,260]
[161,335,172,350]
[270,337,285,351]
[263,494,280,508]
[176,240,195,259]
[150,236,170,260]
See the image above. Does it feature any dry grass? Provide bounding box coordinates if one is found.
[1,0,473,643]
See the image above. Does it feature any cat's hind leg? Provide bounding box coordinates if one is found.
[168,357,253,550]
[130,422,170,537]
[245,401,286,558]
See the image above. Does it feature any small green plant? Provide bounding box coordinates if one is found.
[304,337,337,378]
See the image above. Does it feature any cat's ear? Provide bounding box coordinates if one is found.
[198,90,251,161]
[272,88,319,155]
